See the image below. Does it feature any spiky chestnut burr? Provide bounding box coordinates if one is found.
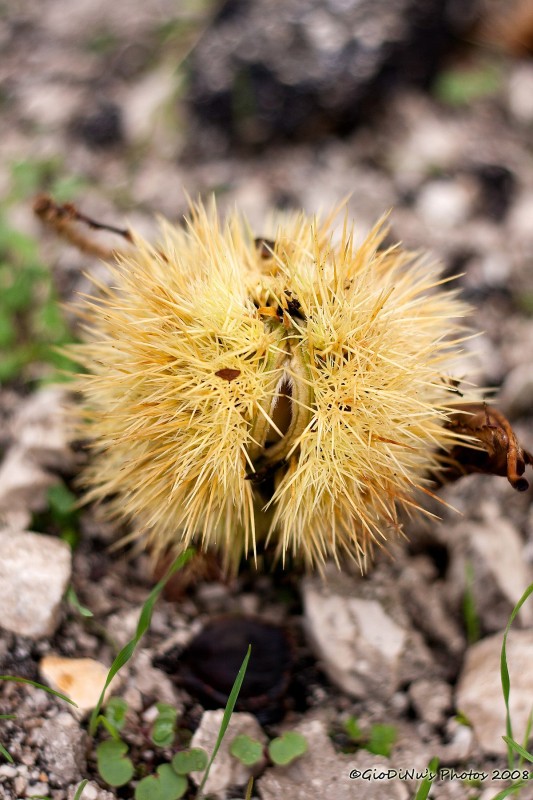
[66,201,481,572]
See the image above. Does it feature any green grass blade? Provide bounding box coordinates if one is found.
[519,708,533,769]
[72,780,88,800]
[89,548,195,735]
[500,582,533,769]
[0,742,13,763]
[502,736,533,764]
[0,675,77,706]
[490,779,529,800]
[413,756,439,800]
[197,644,251,798]
[463,561,480,644]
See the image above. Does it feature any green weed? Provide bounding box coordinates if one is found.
[0,159,86,384]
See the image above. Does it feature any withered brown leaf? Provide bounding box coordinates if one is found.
[442,402,533,491]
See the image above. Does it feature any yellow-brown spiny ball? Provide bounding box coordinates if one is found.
[70,202,475,571]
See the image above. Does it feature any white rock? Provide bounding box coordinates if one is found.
[0,530,71,638]
[440,718,475,763]
[189,710,267,797]
[0,508,32,531]
[500,363,533,418]
[0,447,55,514]
[408,679,452,727]
[122,66,178,147]
[303,571,431,699]
[456,630,533,755]
[508,65,533,124]
[416,179,474,229]
[67,780,116,800]
[12,387,75,471]
[258,719,408,800]
[40,655,118,713]
[130,649,178,707]
[447,507,533,631]
[508,190,533,241]
[32,712,87,784]
[389,95,462,184]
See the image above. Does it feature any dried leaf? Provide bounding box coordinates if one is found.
[443,403,533,491]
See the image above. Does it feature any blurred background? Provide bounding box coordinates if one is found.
[2,3,533,798]
[1,0,533,395]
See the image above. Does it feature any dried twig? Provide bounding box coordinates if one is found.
[33,194,133,260]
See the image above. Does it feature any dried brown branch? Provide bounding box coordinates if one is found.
[33,194,133,260]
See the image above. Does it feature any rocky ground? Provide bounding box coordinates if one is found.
[1,1,533,799]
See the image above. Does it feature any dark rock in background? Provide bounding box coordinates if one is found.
[70,100,124,149]
[186,0,480,150]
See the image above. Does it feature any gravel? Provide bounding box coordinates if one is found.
[1,0,533,798]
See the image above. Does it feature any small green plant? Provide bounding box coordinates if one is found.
[230,734,264,766]
[81,549,257,799]
[365,724,397,758]
[89,549,195,735]
[135,764,188,800]
[151,703,179,748]
[229,730,309,769]
[172,748,208,775]
[96,739,134,787]
[343,715,397,758]
[33,483,81,548]
[268,731,308,765]
[463,561,481,645]
[0,159,85,384]
[66,586,94,618]
[488,582,533,800]
[433,61,502,106]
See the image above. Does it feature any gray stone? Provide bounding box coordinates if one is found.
[258,719,408,800]
[32,712,87,786]
[67,780,116,800]
[0,447,55,515]
[190,711,267,797]
[416,179,475,229]
[0,530,72,638]
[456,629,533,756]
[446,506,533,632]
[508,65,533,124]
[397,560,465,666]
[500,363,533,418]
[12,387,75,471]
[303,569,433,699]
[408,679,452,727]
[186,0,478,149]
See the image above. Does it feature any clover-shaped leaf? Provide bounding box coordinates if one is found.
[134,764,187,800]
[229,734,264,766]
[268,732,308,766]
[96,739,134,787]
[171,747,208,775]
[151,703,178,747]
